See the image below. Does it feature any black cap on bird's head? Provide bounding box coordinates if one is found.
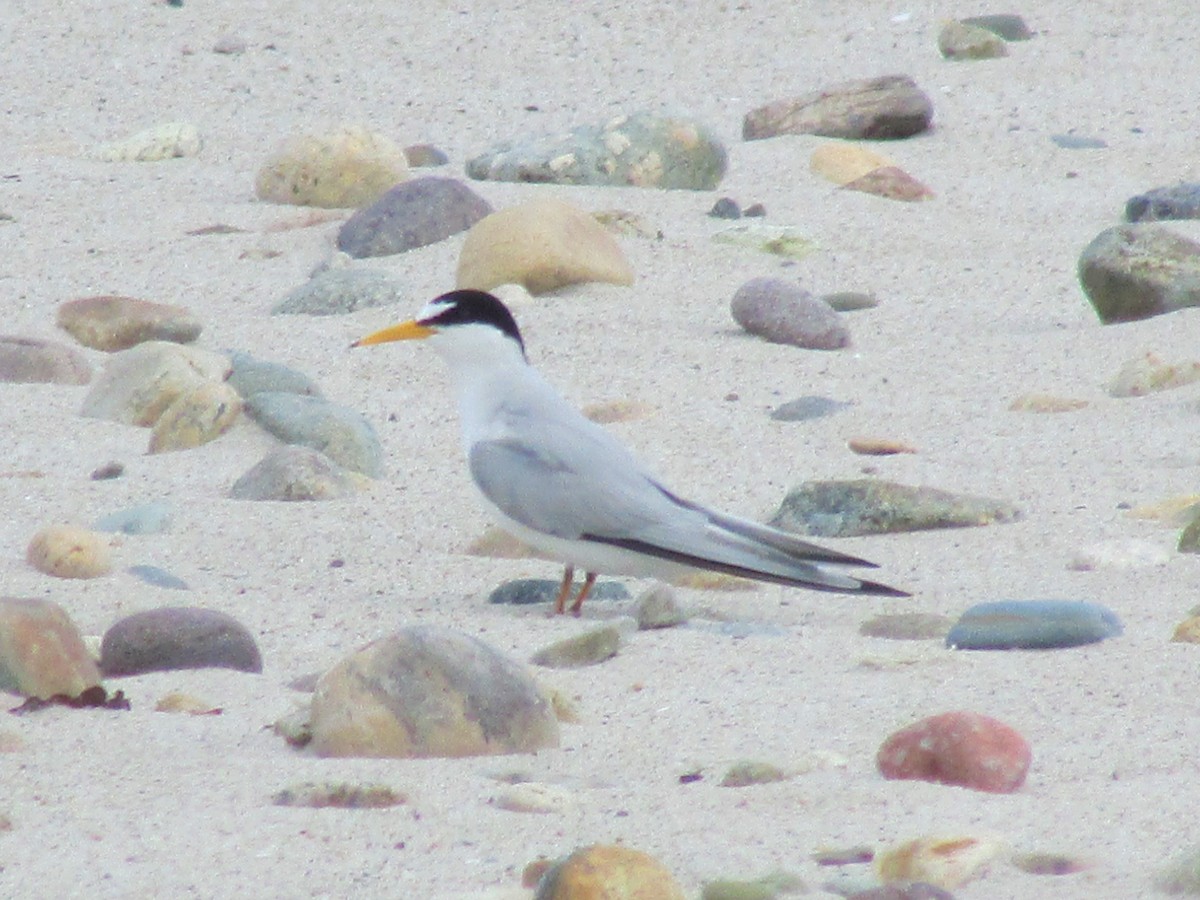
[352,289,526,357]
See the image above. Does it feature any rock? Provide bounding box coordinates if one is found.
[593,209,662,239]
[534,845,686,900]
[743,75,933,141]
[492,782,575,814]
[308,625,559,758]
[720,760,788,787]
[336,176,493,259]
[945,600,1122,650]
[875,835,1004,889]
[530,626,622,669]
[709,197,742,219]
[634,584,687,629]
[1069,538,1170,571]
[57,295,202,352]
[272,782,406,809]
[488,578,629,606]
[148,380,242,452]
[93,500,173,535]
[769,479,1021,537]
[91,122,202,162]
[860,612,951,640]
[99,607,263,676]
[877,710,1031,793]
[0,598,103,699]
[0,336,92,384]
[456,198,635,294]
[403,143,450,167]
[1126,183,1200,222]
[271,268,407,316]
[1009,851,1090,876]
[702,871,806,899]
[467,110,727,191]
[26,525,112,579]
[227,351,322,399]
[731,278,849,350]
[254,125,409,209]
[1078,224,1200,323]
[211,32,247,54]
[847,436,917,456]
[127,565,188,590]
[155,691,219,714]
[810,142,896,185]
[842,166,935,202]
[821,291,878,312]
[1008,392,1088,412]
[712,224,816,259]
[961,14,1034,41]
[1051,133,1107,149]
[1179,518,1200,554]
[938,21,1009,60]
[243,392,382,477]
[1106,351,1200,397]
[90,461,125,480]
[770,396,850,422]
[80,342,231,427]
[230,445,358,501]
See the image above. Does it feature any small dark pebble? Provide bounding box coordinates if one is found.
[1050,133,1107,150]
[709,197,742,219]
[91,461,125,480]
[770,395,851,422]
[743,203,766,217]
[813,845,874,866]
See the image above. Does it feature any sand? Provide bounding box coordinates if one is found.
[3,2,1200,897]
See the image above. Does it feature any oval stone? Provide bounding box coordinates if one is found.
[100,607,263,676]
[946,600,1123,650]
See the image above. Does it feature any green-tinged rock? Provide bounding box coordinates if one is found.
[0,598,103,699]
[227,351,322,399]
[769,479,1021,537]
[80,341,231,427]
[244,392,382,477]
[92,122,202,162]
[720,760,788,787]
[961,14,1034,40]
[713,224,816,259]
[530,626,621,669]
[702,871,806,899]
[1180,517,1200,553]
[635,584,687,629]
[938,20,1009,59]
[272,782,406,808]
[1078,224,1200,323]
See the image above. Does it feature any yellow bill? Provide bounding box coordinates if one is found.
[351,320,434,348]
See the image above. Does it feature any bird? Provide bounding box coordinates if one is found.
[353,289,909,614]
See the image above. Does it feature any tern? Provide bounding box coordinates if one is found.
[354,289,908,614]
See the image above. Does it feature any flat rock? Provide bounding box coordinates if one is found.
[770,395,850,421]
[26,525,112,579]
[712,224,816,259]
[810,142,896,185]
[80,341,231,427]
[271,268,407,316]
[1106,351,1200,397]
[731,278,849,350]
[1078,224,1200,323]
[743,75,933,141]
[127,565,189,590]
[457,198,635,294]
[0,597,102,699]
[842,165,935,202]
[875,834,1004,890]
[91,122,202,162]
[877,710,1031,793]
[57,295,202,352]
[860,612,951,641]
[1126,182,1200,222]
[148,380,242,453]
[945,600,1122,650]
[254,124,409,209]
[93,500,173,535]
[535,844,686,900]
[530,626,622,669]
[308,625,559,758]
[938,20,1009,60]
[243,392,382,477]
[0,336,92,384]
[100,607,262,676]
[230,445,358,501]
[336,176,493,258]
[488,578,629,606]
[961,14,1034,40]
[227,350,322,399]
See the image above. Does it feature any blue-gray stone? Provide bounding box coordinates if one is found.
[1126,183,1200,223]
[244,392,382,477]
[488,578,630,605]
[961,13,1034,40]
[946,600,1123,650]
[127,565,189,590]
[227,350,322,399]
[770,395,850,422]
[94,500,172,535]
[271,268,406,316]
[1051,133,1107,150]
[336,176,492,259]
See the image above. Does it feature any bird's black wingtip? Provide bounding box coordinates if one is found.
[857,579,912,598]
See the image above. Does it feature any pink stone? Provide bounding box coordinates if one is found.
[877,710,1031,793]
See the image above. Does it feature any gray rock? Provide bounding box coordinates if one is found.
[946,600,1123,650]
[938,20,1009,60]
[403,143,450,167]
[126,565,189,590]
[743,75,933,141]
[227,350,322,399]
[820,291,878,312]
[1126,183,1200,222]
[530,626,622,668]
[230,445,358,501]
[1078,224,1200,323]
[769,479,1021,537]
[57,295,202,352]
[271,268,406,316]
[336,176,492,258]
[709,198,742,219]
[93,500,173,535]
[244,392,382,477]
[1051,133,1107,150]
[961,13,1034,40]
[100,606,262,675]
[467,109,728,191]
[488,577,630,606]
[0,336,92,384]
[635,584,687,630]
[731,277,849,350]
[770,395,850,422]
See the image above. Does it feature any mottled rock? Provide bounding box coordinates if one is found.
[946,600,1122,650]
[227,351,322,399]
[230,445,358,501]
[0,336,92,384]
[593,209,662,239]
[0,598,102,699]
[743,75,933,141]
[244,392,382,477]
[308,625,559,758]
[875,835,1004,889]
[337,176,493,258]
[770,395,850,422]
[530,626,622,669]
[57,295,202,352]
[93,500,172,535]
[582,398,654,424]
[877,711,1031,793]
[843,166,934,202]
[457,198,635,294]
[770,479,1021,537]
[635,584,687,629]
[488,578,629,606]
[860,612,951,640]
[535,845,686,900]
[1078,224,1200,323]
[100,607,262,676]
[961,14,1034,40]
[92,122,202,162]
[712,224,816,259]
[26,525,112,579]
[731,277,849,350]
[80,342,231,427]
[271,268,407,316]
[254,125,409,208]
[1126,183,1200,222]
[148,380,242,452]
[720,760,788,787]
[1106,351,1200,397]
[938,21,1009,60]
[467,110,727,190]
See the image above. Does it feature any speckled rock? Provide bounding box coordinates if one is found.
[720,760,788,787]
[26,525,113,579]
[945,600,1122,650]
[308,625,559,758]
[92,121,202,162]
[0,336,92,384]
[938,20,1009,60]
[535,844,686,900]
[148,380,242,453]
[227,351,322,399]
[337,176,493,258]
[230,445,358,501]
[100,607,262,676]
[80,341,231,427]
[530,626,622,669]
[243,392,382,477]
[457,198,635,294]
[877,710,1031,793]
[57,295,202,352]
[876,835,1004,889]
[743,75,933,141]
[271,268,407,316]
[731,277,849,350]
[1126,183,1200,222]
[254,125,409,208]
[1106,351,1200,397]
[0,597,103,699]
[1078,224,1200,323]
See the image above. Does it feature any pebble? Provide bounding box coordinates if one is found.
[26,525,113,579]
[155,691,220,714]
[254,124,409,209]
[126,565,189,590]
[960,14,1033,41]
[720,760,788,787]
[534,844,686,900]
[1007,392,1088,412]
[1078,224,1200,323]
[842,165,935,202]
[1179,518,1200,554]
[743,74,933,141]
[530,626,622,669]
[1050,133,1107,150]
[210,32,247,55]
[877,710,1031,793]
[769,479,1021,537]
[770,395,850,422]
[821,292,878,311]
[308,625,559,758]
[91,122,202,162]
[847,436,917,456]
[1009,851,1090,875]
[492,782,574,814]
[709,197,742,219]
[100,607,262,676]
[860,612,951,641]
[938,21,1009,60]
[875,835,1003,890]
[93,500,173,535]
[945,600,1122,650]
[731,277,850,350]
[581,398,653,424]
[467,110,727,191]
[702,871,806,899]
[336,176,493,258]
[226,350,322,399]
[810,142,895,185]
[488,577,630,605]
[0,597,102,699]
[1106,351,1200,397]
[1125,182,1200,222]
[243,392,383,477]
[272,782,406,809]
[148,379,242,453]
[403,143,450,167]
[712,224,816,259]
[80,341,231,427]
[230,445,359,501]
[456,198,635,294]
[0,336,92,384]
[271,268,407,316]
[634,583,688,629]
[57,295,202,352]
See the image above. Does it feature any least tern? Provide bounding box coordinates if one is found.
[354,289,908,614]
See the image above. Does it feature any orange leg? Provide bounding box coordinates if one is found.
[552,565,576,615]
[569,572,598,617]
